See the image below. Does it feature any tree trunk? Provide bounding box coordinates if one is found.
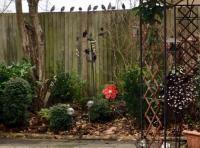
[28,0,45,81]
[15,0,46,110]
[15,0,30,58]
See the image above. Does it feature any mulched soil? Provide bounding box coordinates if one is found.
[27,107,139,140]
[0,104,200,140]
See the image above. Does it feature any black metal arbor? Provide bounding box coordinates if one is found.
[138,0,200,147]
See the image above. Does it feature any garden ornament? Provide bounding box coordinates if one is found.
[161,142,171,148]
[138,139,147,148]
[67,107,75,116]
[87,100,94,109]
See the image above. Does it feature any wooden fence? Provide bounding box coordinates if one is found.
[0,9,199,95]
[0,11,139,95]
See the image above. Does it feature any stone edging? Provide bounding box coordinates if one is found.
[0,132,137,141]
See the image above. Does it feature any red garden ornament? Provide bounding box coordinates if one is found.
[102,84,118,100]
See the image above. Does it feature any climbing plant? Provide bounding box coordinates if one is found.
[133,0,167,25]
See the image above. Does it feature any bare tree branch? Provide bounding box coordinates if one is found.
[0,0,13,13]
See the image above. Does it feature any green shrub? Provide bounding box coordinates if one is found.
[7,59,32,79]
[0,89,3,123]
[50,72,85,104]
[0,60,32,90]
[38,108,51,120]
[90,99,113,123]
[49,104,72,132]
[122,65,147,124]
[2,77,32,127]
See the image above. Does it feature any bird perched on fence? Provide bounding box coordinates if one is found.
[70,6,75,12]
[122,3,125,10]
[93,5,98,11]
[50,5,55,12]
[87,5,92,11]
[101,4,106,11]
[79,7,82,11]
[61,6,65,12]
[111,6,116,10]
[107,3,112,10]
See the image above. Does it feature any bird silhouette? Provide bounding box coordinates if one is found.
[101,4,106,11]
[107,3,112,10]
[50,5,55,12]
[79,7,82,11]
[87,5,92,11]
[93,5,98,11]
[70,6,75,12]
[122,3,125,10]
[111,6,116,10]
[61,6,65,12]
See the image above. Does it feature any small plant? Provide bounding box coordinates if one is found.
[2,77,32,127]
[38,108,50,120]
[6,59,32,79]
[90,99,113,123]
[49,104,73,132]
[0,60,33,90]
[50,72,85,104]
[122,65,147,124]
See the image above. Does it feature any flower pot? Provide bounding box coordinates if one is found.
[183,130,200,148]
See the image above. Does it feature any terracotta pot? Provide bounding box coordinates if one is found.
[183,130,200,148]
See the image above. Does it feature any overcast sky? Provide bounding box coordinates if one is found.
[0,0,138,13]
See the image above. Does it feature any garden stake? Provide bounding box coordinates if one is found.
[86,38,96,123]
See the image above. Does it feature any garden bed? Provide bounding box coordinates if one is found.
[0,108,139,141]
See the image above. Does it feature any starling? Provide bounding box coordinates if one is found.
[107,3,112,10]
[50,5,55,12]
[70,6,75,12]
[111,6,116,10]
[61,6,65,12]
[87,5,92,11]
[79,7,82,11]
[93,5,98,11]
[122,3,125,10]
[101,4,106,11]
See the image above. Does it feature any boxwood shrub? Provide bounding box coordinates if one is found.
[2,77,32,127]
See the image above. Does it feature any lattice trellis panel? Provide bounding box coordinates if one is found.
[143,59,162,138]
[142,26,163,145]
[176,5,200,75]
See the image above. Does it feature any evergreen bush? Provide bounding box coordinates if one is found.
[49,104,72,132]
[2,77,32,127]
